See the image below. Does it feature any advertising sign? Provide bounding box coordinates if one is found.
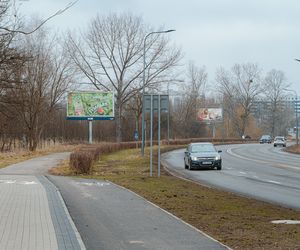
[197,108,223,122]
[67,91,114,120]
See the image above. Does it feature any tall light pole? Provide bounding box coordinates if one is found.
[284,88,298,145]
[141,29,175,156]
[293,58,300,145]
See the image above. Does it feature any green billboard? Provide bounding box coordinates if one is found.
[67,91,114,120]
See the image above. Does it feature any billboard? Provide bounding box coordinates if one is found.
[67,91,114,120]
[197,108,223,122]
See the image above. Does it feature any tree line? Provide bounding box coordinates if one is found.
[0,1,295,151]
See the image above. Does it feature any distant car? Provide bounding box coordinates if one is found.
[259,135,272,144]
[184,142,222,170]
[273,136,286,147]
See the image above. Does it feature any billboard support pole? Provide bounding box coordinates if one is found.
[88,119,93,144]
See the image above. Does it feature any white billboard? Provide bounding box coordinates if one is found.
[197,108,223,122]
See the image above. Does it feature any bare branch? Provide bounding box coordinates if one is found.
[0,1,78,35]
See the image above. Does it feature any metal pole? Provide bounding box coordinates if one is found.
[296,94,299,145]
[167,83,170,144]
[88,119,93,144]
[150,95,153,177]
[141,29,175,156]
[141,40,146,156]
[158,94,161,177]
[284,88,298,145]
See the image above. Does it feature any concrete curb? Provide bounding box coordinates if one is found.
[44,176,86,250]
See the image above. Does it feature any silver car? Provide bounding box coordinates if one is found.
[273,136,286,147]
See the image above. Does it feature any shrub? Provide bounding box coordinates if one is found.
[70,151,94,174]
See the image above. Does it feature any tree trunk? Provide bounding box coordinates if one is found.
[115,99,122,142]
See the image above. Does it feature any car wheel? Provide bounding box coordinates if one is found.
[184,160,188,169]
[217,164,222,170]
[188,161,192,170]
[274,145,276,147]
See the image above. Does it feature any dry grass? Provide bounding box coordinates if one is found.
[285,144,300,154]
[52,146,300,250]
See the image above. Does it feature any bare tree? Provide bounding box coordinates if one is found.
[1,27,74,151]
[67,13,181,142]
[216,63,263,137]
[173,62,207,137]
[263,69,290,136]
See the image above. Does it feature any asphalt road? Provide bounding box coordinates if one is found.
[162,143,300,210]
[49,176,228,250]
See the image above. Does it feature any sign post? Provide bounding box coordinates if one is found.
[88,118,93,144]
[144,94,169,177]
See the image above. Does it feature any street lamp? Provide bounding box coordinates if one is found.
[141,29,175,156]
[284,88,298,145]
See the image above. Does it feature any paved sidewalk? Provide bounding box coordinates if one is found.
[0,153,85,250]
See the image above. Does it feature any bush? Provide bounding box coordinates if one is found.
[70,151,94,174]
[69,141,140,174]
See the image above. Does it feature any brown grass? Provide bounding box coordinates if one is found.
[285,144,300,154]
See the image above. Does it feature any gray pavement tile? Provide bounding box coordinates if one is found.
[0,175,58,250]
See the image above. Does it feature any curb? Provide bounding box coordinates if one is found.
[44,175,86,250]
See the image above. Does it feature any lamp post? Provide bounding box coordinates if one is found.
[284,88,298,145]
[141,29,175,156]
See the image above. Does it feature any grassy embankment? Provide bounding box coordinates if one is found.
[285,143,300,154]
[52,144,300,250]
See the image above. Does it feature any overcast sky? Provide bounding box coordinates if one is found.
[19,0,300,95]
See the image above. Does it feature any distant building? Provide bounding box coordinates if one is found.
[250,96,300,118]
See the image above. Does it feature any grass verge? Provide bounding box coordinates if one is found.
[285,144,300,154]
[53,145,300,249]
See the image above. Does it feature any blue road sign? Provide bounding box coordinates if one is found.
[134,130,139,140]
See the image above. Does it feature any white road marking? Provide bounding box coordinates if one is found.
[0,180,16,184]
[266,180,281,185]
[96,182,110,187]
[0,180,37,185]
[129,240,144,244]
[77,182,110,187]
[272,220,300,224]
[19,181,38,185]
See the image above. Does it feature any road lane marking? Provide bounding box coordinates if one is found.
[129,240,144,244]
[266,180,281,185]
[0,180,16,184]
[227,147,300,171]
[272,220,300,224]
[0,180,38,185]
